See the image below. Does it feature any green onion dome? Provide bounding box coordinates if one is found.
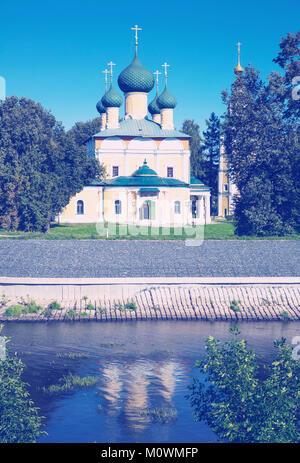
[118,55,155,94]
[96,98,106,114]
[148,95,160,115]
[101,84,123,108]
[132,159,157,177]
[157,86,177,109]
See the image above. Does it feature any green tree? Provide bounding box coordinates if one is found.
[181,119,205,180]
[67,117,101,148]
[270,31,300,227]
[0,326,44,442]
[187,331,300,443]
[222,62,299,236]
[272,30,300,121]
[0,97,102,232]
[202,112,220,214]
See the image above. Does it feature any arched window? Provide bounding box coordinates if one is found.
[115,200,122,215]
[77,200,84,215]
[174,201,181,214]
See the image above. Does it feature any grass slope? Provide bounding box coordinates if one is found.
[0,222,299,240]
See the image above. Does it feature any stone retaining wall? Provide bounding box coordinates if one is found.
[0,285,299,322]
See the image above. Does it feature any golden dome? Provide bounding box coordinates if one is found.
[234,63,244,74]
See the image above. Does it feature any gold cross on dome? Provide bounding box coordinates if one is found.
[237,42,242,65]
[107,61,116,83]
[153,70,161,82]
[102,69,109,91]
[161,62,170,83]
[131,24,142,55]
[131,24,142,45]
[153,70,161,92]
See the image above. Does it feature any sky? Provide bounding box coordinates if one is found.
[0,0,299,132]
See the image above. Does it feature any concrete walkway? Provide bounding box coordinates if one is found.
[0,240,299,322]
[0,240,299,277]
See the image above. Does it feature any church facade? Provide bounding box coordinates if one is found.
[58,27,211,227]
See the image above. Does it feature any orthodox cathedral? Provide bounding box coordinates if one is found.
[58,26,211,227]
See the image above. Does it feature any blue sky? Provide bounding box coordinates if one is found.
[0,0,299,132]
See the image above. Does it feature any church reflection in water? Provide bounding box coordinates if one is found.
[97,359,185,432]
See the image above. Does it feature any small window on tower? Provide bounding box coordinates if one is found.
[224,184,228,191]
[112,166,119,177]
[167,167,174,178]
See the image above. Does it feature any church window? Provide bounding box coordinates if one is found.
[224,184,228,191]
[141,200,155,220]
[174,201,181,214]
[112,166,119,177]
[142,202,149,219]
[77,200,84,215]
[167,167,174,177]
[115,200,122,215]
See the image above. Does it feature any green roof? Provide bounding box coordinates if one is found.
[90,117,190,139]
[96,98,106,114]
[105,177,189,188]
[88,169,208,190]
[102,84,122,108]
[118,55,154,93]
[148,95,160,115]
[190,174,210,191]
[157,85,177,109]
[132,159,157,177]
[139,187,160,193]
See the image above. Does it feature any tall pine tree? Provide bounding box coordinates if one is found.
[181,120,205,180]
[202,112,220,214]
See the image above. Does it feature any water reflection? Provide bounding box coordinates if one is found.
[100,364,123,414]
[97,359,182,432]
[2,320,300,443]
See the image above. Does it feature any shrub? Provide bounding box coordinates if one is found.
[187,334,300,443]
[124,301,137,311]
[229,299,241,312]
[48,301,63,311]
[65,309,76,319]
[5,305,23,316]
[0,326,44,442]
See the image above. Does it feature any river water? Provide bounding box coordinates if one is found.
[2,320,300,443]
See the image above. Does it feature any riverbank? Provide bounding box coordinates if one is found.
[1,281,299,322]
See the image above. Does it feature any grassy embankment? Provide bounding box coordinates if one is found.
[0,221,299,240]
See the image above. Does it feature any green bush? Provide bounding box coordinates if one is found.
[5,305,23,316]
[27,300,42,313]
[187,333,300,443]
[0,326,44,442]
[124,301,137,311]
[48,301,63,311]
[65,309,76,319]
[229,299,241,312]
